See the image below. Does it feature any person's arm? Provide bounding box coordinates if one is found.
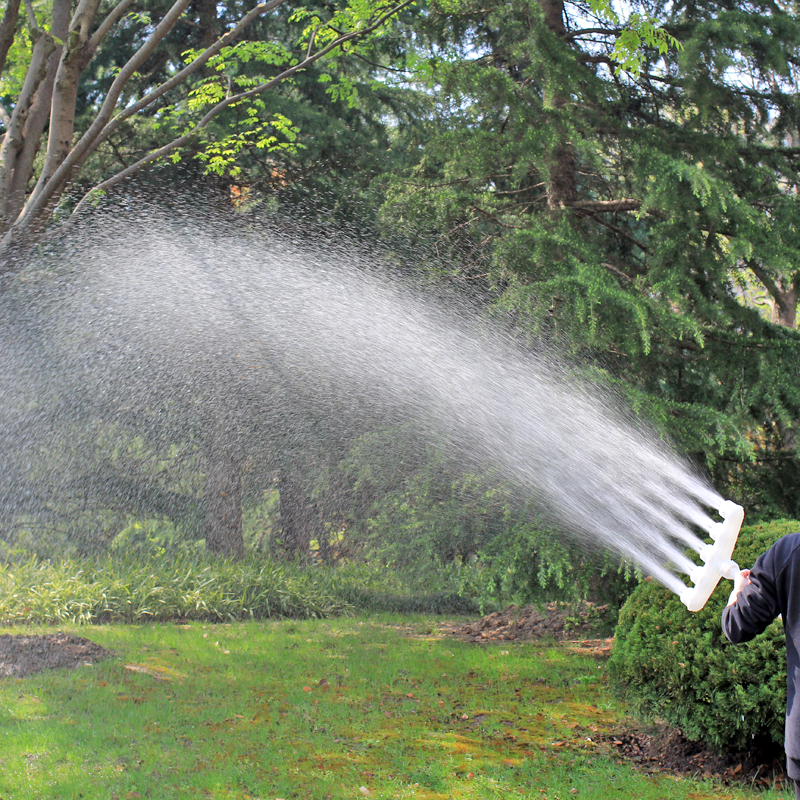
[722,549,780,644]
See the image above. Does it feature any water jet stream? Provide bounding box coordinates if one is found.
[0,211,734,601]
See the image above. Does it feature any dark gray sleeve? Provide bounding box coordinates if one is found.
[721,546,781,644]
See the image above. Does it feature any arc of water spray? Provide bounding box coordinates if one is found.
[0,217,746,611]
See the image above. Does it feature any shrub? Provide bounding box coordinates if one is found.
[608,518,800,753]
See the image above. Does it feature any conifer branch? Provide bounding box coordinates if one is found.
[568,198,641,212]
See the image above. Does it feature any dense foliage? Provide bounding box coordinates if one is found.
[380,0,800,517]
[0,550,346,623]
[609,518,800,752]
[0,544,484,624]
[321,427,638,609]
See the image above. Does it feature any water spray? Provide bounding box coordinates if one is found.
[0,211,750,601]
[679,501,745,612]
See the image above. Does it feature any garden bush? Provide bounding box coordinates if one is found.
[609,517,800,753]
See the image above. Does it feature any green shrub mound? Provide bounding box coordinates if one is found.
[609,518,800,752]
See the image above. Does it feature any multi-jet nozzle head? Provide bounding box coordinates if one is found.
[680,501,745,612]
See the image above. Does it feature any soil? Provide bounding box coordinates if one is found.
[443,603,790,791]
[0,631,114,678]
[441,601,615,653]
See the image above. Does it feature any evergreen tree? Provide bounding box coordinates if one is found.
[381,0,800,517]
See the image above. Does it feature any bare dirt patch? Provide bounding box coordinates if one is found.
[442,602,614,655]
[444,603,790,790]
[0,632,114,678]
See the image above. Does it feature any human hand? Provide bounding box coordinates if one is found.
[727,568,751,607]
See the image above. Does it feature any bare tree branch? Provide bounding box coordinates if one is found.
[17,0,194,232]
[747,259,784,304]
[746,258,798,327]
[3,0,70,226]
[587,213,650,253]
[0,18,58,228]
[602,261,635,282]
[23,0,38,30]
[33,0,290,221]
[563,27,620,40]
[33,0,104,202]
[88,0,138,51]
[94,0,290,141]
[567,198,641,212]
[306,26,317,60]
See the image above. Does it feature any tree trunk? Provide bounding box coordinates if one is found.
[278,471,311,559]
[203,405,244,559]
[3,0,70,227]
[776,277,798,329]
[0,26,58,231]
[32,0,102,201]
[538,0,577,208]
[0,0,22,77]
[748,262,799,329]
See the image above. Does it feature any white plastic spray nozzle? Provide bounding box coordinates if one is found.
[679,500,744,612]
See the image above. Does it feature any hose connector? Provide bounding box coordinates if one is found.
[679,501,744,612]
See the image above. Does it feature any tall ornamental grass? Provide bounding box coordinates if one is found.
[0,553,348,624]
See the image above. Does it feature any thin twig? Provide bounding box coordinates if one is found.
[306,26,317,60]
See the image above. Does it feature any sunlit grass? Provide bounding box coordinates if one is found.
[0,616,787,799]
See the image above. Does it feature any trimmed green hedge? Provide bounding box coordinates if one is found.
[609,518,800,752]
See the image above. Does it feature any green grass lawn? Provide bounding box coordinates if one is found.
[0,616,787,799]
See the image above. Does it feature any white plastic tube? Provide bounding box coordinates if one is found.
[680,500,744,612]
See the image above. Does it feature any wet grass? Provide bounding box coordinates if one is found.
[0,616,788,799]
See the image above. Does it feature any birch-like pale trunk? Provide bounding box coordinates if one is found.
[0,21,57,232]
[3,0,70,227]
[19,0,191,235]
[33,0,104,197]
[0,0,413,256]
